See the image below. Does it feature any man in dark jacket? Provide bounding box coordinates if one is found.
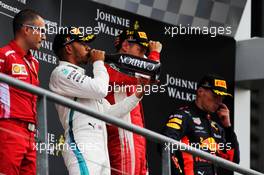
[163,74,240,175]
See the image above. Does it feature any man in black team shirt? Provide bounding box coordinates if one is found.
[163,74,240,175]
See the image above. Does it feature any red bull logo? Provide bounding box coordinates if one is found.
[200,137,218,153]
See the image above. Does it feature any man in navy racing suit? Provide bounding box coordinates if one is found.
[163,74,240,175]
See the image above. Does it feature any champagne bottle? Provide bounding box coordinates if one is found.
[105,53,161,81]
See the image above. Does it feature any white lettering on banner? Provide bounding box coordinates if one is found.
[165,74,197,90]
[17,0,26,5]
[95,9,130,27]
[44,19,57,27]
[0,1,20,14]
[48,133,55,142]
[164,74,197,102]
[97,22,122,36]
[31,50,57,65]
[120,56,156,71]
[95,8,130,37]
[167,87,196,101]
[41,41,53,51]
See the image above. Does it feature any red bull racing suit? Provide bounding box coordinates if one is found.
[163,103,240,175]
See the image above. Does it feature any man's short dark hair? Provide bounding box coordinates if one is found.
[13,9,42,35]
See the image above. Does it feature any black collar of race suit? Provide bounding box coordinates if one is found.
[190,102,209,119]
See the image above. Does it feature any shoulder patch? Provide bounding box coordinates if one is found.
[167,114,183,130]
[168,117,182,125]
[61,67,70,76]
[12,64,28,75]
[166,123,181,130]
[192,117,201,125]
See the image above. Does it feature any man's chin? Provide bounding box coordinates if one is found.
[82,60,89,65]
[31,45,41,50]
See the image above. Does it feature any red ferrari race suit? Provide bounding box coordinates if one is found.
[163,103,240,175]
[105,51,159,175]
[0,40,39,175]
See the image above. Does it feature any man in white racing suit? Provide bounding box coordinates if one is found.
[49,28,147,175]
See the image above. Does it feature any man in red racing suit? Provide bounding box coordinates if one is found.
[106,28,162,175]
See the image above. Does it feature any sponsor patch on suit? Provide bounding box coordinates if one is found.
[12,64,28,75]
[193,117,201,125]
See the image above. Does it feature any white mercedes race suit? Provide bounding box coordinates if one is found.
[49,61,141,175]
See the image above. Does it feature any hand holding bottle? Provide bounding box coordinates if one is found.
[149,40,162,53]
[104,53,161,81]
[89,49,105,63]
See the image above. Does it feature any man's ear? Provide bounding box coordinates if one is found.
[21,26,31,37]
[197,87,204,97]
[64,44,72,55]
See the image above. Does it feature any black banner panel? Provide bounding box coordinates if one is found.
[0,0,235,174]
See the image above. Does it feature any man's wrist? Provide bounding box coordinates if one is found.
[93,60,104,65]
[148,51,160,61]
[133,92,143,100]
[135,91,144,99]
